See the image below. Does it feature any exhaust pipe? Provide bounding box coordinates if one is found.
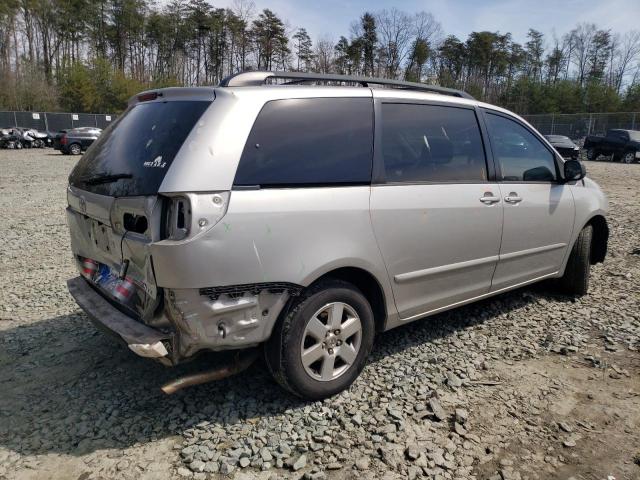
[161,349,259,395]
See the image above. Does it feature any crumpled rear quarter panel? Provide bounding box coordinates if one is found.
[151,187,390,291]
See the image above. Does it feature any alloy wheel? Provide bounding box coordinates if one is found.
[300,302,362,381]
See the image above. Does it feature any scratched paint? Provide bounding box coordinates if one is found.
[253,241,267,282]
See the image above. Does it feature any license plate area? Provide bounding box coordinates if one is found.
[91,221,114,254]
[93,263,138,306]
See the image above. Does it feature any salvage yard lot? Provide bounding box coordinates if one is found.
[0,149,638,480]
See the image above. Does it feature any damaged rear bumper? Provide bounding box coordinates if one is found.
[68,275,300,363]
[67,276,170,359]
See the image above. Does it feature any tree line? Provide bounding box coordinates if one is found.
[1,0,640,115]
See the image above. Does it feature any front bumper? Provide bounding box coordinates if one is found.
[67,276,170,359]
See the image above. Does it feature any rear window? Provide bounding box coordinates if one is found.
[234,97,373,187]
[69,100,211,196]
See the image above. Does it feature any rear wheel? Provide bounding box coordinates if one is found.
[557,225,592,296]
[69,143,82,155]
[586,147,598,161]
[265,279,375,400]
[622,151,635,164]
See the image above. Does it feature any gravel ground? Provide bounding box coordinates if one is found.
[0,149,639,480]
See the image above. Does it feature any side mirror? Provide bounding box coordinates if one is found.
[563,159,586,182]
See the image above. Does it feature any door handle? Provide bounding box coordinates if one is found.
[479,192,500,204]
[504,192,522,204]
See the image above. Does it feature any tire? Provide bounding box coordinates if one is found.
[265,279,375,400]
[557,225,593,296]
[69,143,82,155]
[16,141,22,149]
[622,151,635,164]
[586,148,598,161]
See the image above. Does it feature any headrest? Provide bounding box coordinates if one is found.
[426,137,453,164]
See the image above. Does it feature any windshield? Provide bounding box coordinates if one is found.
[69,100,212,196]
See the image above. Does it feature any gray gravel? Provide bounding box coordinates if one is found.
[0,150,638,480]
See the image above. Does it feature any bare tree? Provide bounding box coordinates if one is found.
[314,36,334,74]
[375,8,413,78]
[413,11,443,47]
[610,30,640,93]
[569,23,596,86]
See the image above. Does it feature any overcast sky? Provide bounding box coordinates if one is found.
[210,0,640,44]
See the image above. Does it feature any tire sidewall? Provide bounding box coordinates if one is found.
[280,284,375,399]
[623,152,634,164]
[70,144,81,155]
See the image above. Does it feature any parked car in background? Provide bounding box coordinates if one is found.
[0,127,51,149]
[20,128,51,148]
[583,129,640,163]
[0,128,22,149]
[544,135,580,160]
[55,127,102,155]
[65,72,608,400]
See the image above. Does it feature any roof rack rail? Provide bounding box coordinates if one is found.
[218,71,475,100]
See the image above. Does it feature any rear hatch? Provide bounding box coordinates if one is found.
[66,93,213,322]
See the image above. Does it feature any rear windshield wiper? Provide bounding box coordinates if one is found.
[81,173,133,185]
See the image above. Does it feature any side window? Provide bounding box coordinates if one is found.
[609,130,622,140]
[485,113,557,182]
[234,98,373,187]
[381,103,487,183]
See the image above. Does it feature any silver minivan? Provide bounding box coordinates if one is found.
[66,72,608,399]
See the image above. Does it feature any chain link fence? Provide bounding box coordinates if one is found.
[3,109,639,143]
[0,111,117,132]
[523,112,640,141]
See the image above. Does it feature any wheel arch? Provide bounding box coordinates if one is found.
[307,266,389,333]
[586,214,608,264]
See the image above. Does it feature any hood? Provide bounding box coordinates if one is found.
[548,138,577,149]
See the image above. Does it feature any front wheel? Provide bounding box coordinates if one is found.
[265,279,375,400]
[622,151,636,164]
[586,148,599,161]
[557,225,592,296]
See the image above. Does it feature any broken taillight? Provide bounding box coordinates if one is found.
[160,192,230,241]
[163,196,191,240]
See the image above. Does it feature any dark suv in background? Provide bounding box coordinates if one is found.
[583,129,640,163]
[54,127,102,155]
